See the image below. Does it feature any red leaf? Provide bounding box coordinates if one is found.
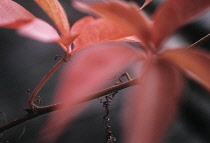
[73,1,151,48]
[152,0,210,48]
[123,59,183,143]
[162,48,210,91]
[71,17,140,53]
[0,0,34,28]
[35,0,70,36]
[40,43,141,142]
[71,16,95,36]
[18,18,60,42]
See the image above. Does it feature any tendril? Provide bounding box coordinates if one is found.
[99,92,117,143]
[99,73,132,143]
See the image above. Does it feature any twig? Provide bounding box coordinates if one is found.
[28,54,70,110]
[0,77,140,133]
[188,34,210,49]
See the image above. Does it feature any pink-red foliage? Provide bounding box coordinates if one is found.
[74,0,151,48]
[0,0,133,53]
[162,48,210,91]
[152,0,210,48]
[0,0,34,28]
[39,43,141,142]
[73,1,210,143]
[71,17,140,53]
[1,0,210,143]
[123,59,183,143]
[18,18,60,42]
[35,0,70,36]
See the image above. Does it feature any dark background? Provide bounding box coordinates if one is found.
[0,0,210,143]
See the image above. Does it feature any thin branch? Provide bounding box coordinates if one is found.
[0,77,140,133]
[28,54,70,109]
[188,34,210,49]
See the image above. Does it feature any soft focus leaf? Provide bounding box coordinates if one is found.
[162,48,210,91]
[123,59,183,143]
[0,0,34,28]
[18,18,60,42]
[71,17,140,53]
[152,0,210,48]
[40,43,141,143]
[74,0,151,48]
[35,0,70,36]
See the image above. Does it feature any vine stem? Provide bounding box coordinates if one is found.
[0,77,140,133]
[28,54,70,110]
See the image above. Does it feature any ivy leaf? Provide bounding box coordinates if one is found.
[0,0,61,42]
[71,17,140,53]
[18,18,60,42]
[73,0,151,48]
[162,48,210,91]
[123,59,183,143]
[152,0,210,48]
[70,16,95,36]
[0,0,34,28]
[35,0,70,36]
